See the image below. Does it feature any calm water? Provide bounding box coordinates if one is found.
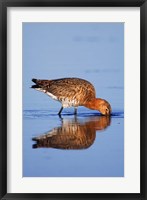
[23,22,124,177]
[23,109,124,177]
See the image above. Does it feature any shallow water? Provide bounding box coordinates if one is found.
[23,109,124,177]
[23,22,124,177]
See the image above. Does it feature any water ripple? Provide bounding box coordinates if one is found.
[23,110,124,119]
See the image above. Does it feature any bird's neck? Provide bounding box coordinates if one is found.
[84,98,102,111]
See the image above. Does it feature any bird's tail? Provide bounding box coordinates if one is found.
[31,78,50,89]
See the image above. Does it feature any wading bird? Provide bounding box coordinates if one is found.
[31,77,111,116]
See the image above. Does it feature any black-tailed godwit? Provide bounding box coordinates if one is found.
[31,77,111,115]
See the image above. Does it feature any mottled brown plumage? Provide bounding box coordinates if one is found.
[31,77,111,115]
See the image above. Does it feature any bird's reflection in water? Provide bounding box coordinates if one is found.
[32,116,111,150]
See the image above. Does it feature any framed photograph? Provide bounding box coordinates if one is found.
[0,0,146,199]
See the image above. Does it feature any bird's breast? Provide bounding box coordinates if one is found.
[60,97,79,108]
[46,91,79,108]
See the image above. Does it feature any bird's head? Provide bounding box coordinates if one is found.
[84,98,112,116]
[96,99,112,115]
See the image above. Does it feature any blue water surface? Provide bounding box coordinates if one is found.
[23,22,124,177]
[23,109,124,177]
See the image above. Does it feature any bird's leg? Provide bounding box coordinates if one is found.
[74,107,77,115]
[58,106,63,116]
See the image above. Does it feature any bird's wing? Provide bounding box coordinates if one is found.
[46,78,96,102]
[32,78,96,103]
